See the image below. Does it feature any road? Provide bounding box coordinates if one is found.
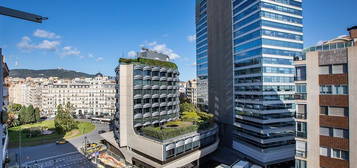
[8,120,110,166]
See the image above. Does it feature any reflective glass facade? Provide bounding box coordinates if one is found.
[196,0,209,111]
[232,0,303,165]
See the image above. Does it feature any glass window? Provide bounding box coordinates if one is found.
[328,107,345,116]
[319,66,330,75]
[333,128,344,138]
[175,146,184,155]
[320,147,329,157]
[320,106,328,115]
[332,64,344,74]
[320,127,330,136]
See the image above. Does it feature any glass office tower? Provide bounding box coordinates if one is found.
[232,0,303,166]
[196,0,209,112]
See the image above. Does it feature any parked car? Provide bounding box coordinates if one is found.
[56,139,68,144]
[98,130,106,134]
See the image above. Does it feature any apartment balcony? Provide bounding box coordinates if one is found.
[152,76,160,81]
[160,94,167,98]
[134,65,143,70]
[134,94,142,99]
[296,132,307,138]
[134,75,142,80]
[143,94,151,99]
[152,85,160,89]
[143,66,151,71]
[160,68,167,72]
[295,93,307,100]
[152,67,160,71]
[143,76,151,80]
[295,150,307,158]
[160,111,167,115]
[295,113,306,120]
[143,85,151,90]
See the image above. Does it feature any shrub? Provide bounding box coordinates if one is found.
[119,58,178,69]
[142,125,198,140]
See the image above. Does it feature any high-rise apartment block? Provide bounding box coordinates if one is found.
[196,0,303,166]
[112,49,218,168]
[294,27,357,168]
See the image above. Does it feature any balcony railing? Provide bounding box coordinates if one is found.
[295,113,306,120]
[295,93,307,100]
[296,150,307,158]
[296,132,307,138]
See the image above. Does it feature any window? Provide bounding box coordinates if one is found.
[295,66,306,81]
[320,127,330,136]
[319,66,330,75]
[332,64,344,74]
[331,149,348,160]
[320,147,329,156]
[328,107,346,116]
[295,159,306,168]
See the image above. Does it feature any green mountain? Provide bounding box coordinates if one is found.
[9,69,96,79]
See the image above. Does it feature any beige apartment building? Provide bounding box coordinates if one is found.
[186,79,197,105]
[294,26,357,168]
[8,74,116,117]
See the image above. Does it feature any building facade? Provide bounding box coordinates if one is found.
[294,27,357,168]
[186,79,198,105]
[0,49,9,167]
[8,75,116,117]
[195,0,234,149]
[112,49,219,168]
[196,0,303,166]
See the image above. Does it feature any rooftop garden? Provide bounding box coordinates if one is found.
[141,103,214,141]
[119,58,178,69]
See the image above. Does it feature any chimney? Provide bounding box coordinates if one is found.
[347,26,357,46]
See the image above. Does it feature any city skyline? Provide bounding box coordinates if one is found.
[0,0,356,81]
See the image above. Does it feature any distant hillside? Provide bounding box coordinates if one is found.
[9,69,96,79]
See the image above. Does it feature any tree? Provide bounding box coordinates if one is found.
[34,107,41,122]
[19,106,29,124]
[27,105,36,123]
[180,103,198,113]
[7,104,22,127]
[54,103,78,134]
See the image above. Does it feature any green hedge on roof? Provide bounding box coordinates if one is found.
[119,58,178,69]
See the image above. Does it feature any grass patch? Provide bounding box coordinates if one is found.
[8,120,95,148]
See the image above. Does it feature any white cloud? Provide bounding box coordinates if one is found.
[143,41,180,60]
[187,35,196,42]
[316,40,324,45]
[14,61,19,67]
[33,29,61,39]
[192,62,197,66]
[17,36,60,51]
[128,51,137,57]
[96,57,103,62]
[88,53,94,58]
[61,46,80,56]
[79,55,85,59]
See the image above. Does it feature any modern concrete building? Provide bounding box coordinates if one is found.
[294,26,357,168]
[112,49,219,168]
[196,0,303,167]
[0,49,9,167]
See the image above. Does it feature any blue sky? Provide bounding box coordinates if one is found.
[0,0,356,81]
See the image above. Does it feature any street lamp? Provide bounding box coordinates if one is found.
[0,6,47,23]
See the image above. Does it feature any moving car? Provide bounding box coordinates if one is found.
[56,139,68,144]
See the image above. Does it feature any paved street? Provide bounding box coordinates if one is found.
[8,120,110,167]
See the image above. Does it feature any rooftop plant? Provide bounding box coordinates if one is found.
[119,58,178,69]
[141,103,214,140]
